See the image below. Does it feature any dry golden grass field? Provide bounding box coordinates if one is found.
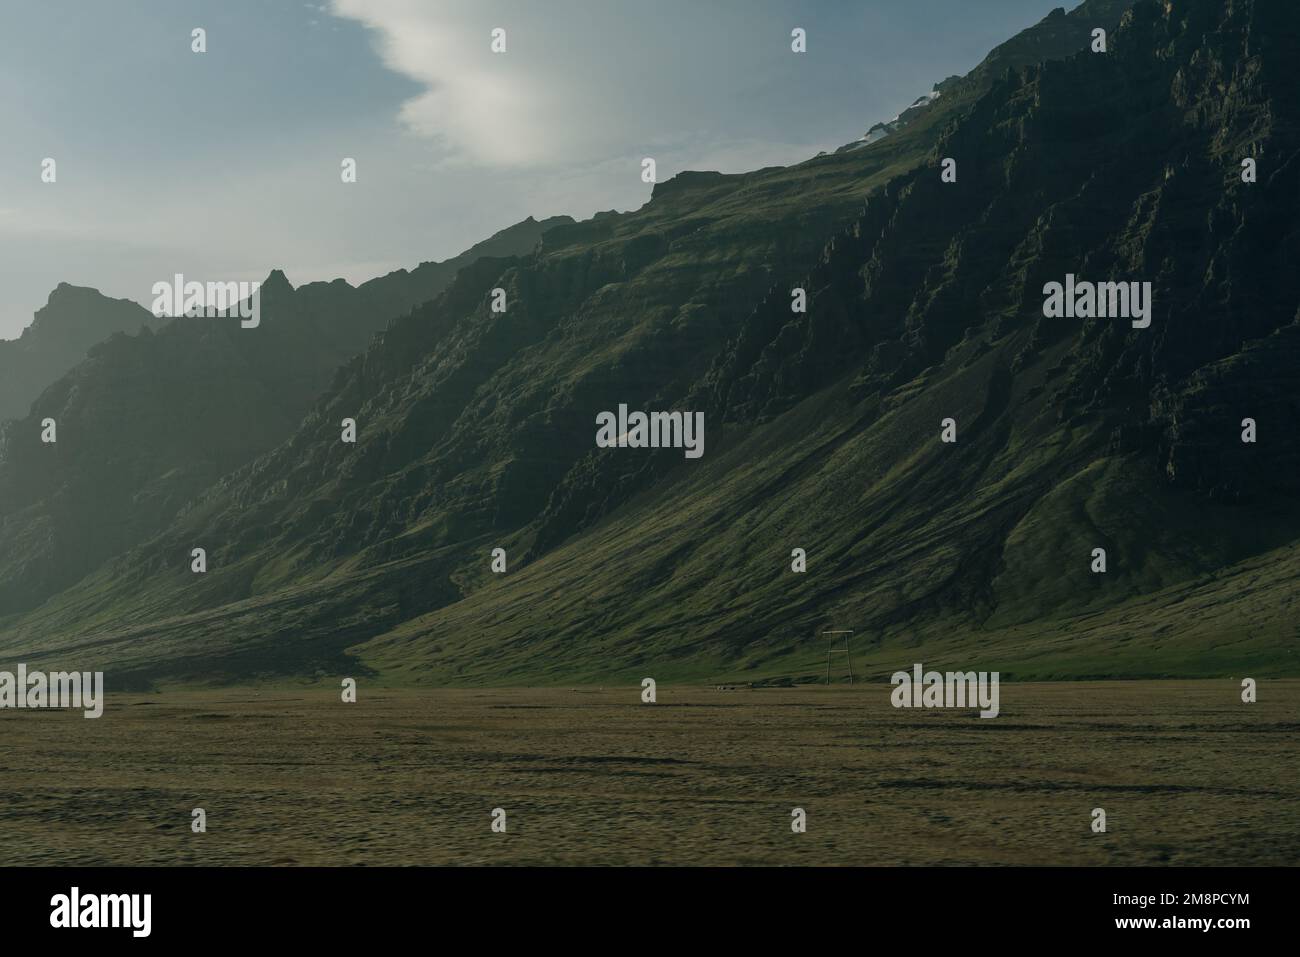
[1,681,1296,866]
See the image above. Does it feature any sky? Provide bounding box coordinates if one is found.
[0,0,1071,340]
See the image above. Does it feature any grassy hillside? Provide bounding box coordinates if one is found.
[9,0,1295,688]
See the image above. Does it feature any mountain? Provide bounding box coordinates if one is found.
[837,81,956,153]
[0,284,162,422]
[0,215,572,617]
[837,0,1137,153]
[4,0,1295,689]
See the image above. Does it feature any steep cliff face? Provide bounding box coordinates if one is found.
[4,0,1292,686]
[374,0,1297,682]
[709,0,1300,476]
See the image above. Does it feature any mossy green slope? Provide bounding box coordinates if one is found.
[13,0,1294,687]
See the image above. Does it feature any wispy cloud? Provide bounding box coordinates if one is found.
[327,0,838,173]
[330,0,574,168]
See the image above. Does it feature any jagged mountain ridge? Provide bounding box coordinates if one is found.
[0,216,573,616]
[5,0,1289,686]
[0,129,935,679]
[0,284,163,422]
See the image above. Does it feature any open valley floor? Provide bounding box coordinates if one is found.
[2,681,1295,867]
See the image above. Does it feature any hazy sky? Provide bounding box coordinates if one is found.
[0,0,1068,339]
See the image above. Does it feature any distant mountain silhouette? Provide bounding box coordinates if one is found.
[0,284,162,422]
[0,215,571,617]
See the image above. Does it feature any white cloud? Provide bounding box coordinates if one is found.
[330,0,571,168]
[326,0,830,175]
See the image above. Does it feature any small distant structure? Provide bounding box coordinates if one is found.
[823,630,855,685]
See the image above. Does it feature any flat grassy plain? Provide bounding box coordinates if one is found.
[1,681,1295,866]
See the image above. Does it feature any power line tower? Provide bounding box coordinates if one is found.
[824,630,855,685]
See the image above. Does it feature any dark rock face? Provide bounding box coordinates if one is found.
[711,0,1300,494]
[1154,320,1300,501]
